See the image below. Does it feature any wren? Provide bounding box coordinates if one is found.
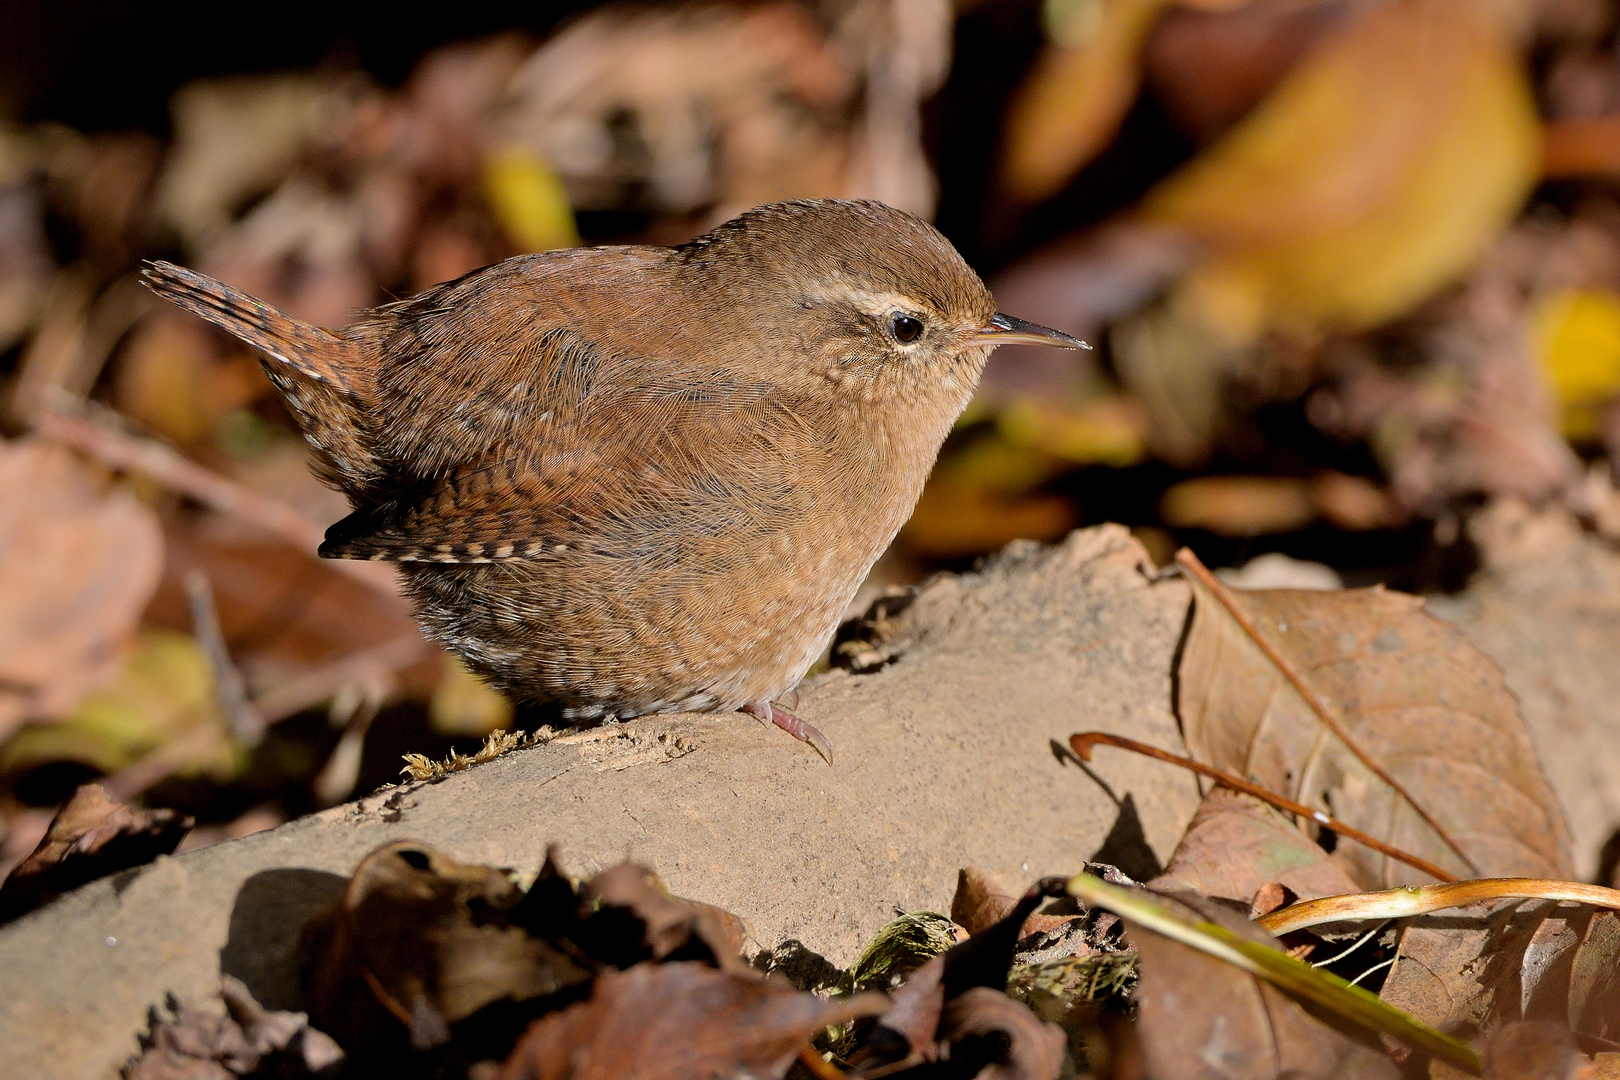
[143,199,1084,761]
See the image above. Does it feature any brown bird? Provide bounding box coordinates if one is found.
[142,199,1084,761]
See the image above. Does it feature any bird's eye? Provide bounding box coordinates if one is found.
[890,313,924,343]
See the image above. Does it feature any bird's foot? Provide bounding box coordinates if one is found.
[740,699,832,764]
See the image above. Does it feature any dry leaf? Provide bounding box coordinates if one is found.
[1129,891,1400,1080]
[0,782,190,923]
[1149,787,1363,906]
[1381,901,1620,1045]
[113,313,267,446]
[999,0,1167,202]
[1159,475,1316,535]
[123,975,343,1079]
[573,861,749,972]
[1113,0,1538,464]
[302,841,592,1051]
[155,74,373,247]
[498,4,857,218]
[494,961,886,1080]
[900,473,1075,560]
[1141,0,1538,337]
[0,440,163,740]
[429,655,514,738]
[1177,568,1573,887]
[936,987,1068,1080]
[1530,287,1620,442]
[953,866,1022,937]
[1481,1022,1584,1080]
[0,630,237,780]
[482,147,580,253]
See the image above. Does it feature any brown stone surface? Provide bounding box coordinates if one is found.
[0,525,1202,1080]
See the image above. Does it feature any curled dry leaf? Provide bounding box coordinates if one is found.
[570,860,749,972]
[936,987,1067,1080]
[1380,901,1620,1046]
[1128,892,1401,1080]
[302,843,759,1058]
[0,782,191,923]
[123,975,343,1080]
[494,961,887,1080]
[0,439,163,741]
[952,866,1022,937]
[302,841,592,1051]
[1177,563,1573,886]
[1149,787,1363,906]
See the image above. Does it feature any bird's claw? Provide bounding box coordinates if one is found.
[740,700,832,764]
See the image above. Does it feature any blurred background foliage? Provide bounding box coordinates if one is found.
[3,0,1620,874]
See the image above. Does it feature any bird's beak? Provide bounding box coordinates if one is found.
[971,312,1091,350]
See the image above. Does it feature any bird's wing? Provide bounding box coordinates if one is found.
[320,402,813,563]
[326,248,828,563]
[353,248,709,484]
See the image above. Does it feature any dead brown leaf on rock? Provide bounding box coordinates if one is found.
[1177,554,1573,887]
[1129,891,1400,1080]
[495,961,886,1080]
[952,866,1023,938]
[0,438,163,741]
[0,781,190,923]
[574,860,750,972]
[302,841,770,1065]
[303,841,593,1052]
[124,975,343,1080]
[1150,787,1363,906]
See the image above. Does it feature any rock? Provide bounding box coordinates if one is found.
[0,525,1201,1080]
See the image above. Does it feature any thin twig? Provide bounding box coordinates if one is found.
[1174,548,1480,876]
[1070,732,1457,883]
[185,569,265,746]
[252,632,430,725]
[1256,878,1620,936]
[34,404,402,601]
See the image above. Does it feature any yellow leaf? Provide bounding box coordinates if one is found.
[995,395,1148,467]
[1002,0,1168,202]
[1141,0,1538,338]
[429,655,514,738]
[1531,288,1620,441]
[484,146,581,253]
[0,630,238,780]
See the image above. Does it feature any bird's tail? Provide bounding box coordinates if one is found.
[139,261,360,391]
[140,261,381,491]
